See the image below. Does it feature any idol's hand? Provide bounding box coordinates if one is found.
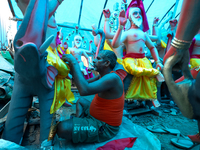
[103,9,111,18]
[153,17,159,26]
[156,72,165,82]
[156,62,163,71]
[119,10,127,26]
[169,19,178,29]
[63,42,68,50]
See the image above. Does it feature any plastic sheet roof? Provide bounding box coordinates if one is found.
[6,0,184,49]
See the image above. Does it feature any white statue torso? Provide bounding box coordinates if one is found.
[123,28,146,54]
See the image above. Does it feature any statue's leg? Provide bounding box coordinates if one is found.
[38,83,54,143]
[2,74,32,144]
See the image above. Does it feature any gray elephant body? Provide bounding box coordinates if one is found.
[2,0,56,144]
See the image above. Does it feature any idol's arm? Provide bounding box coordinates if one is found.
[112,10,127,48]
[146,34,163,70]
[103,9,115,39]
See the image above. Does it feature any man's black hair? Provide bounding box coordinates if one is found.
[100,50,117,69]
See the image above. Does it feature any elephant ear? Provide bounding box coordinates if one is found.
[41,63,58,89]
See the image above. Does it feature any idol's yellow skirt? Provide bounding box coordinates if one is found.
[190,58,200,71]
[122,57,159,100]
[47,46,75,114]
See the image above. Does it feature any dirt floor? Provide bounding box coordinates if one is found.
[1,92,199,150]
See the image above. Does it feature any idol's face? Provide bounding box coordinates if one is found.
[129,7,143,28]
[74,35,82,48]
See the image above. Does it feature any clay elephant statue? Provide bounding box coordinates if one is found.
[2,0,58,145]
[163,50,200,120]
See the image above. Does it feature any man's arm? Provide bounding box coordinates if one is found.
[87,74,100,83]
[112,10,127,48]
[62,54,118,96]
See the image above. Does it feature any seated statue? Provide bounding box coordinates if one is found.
[57,50,125,143]
[68,34,94,79]
[111,0,164,101]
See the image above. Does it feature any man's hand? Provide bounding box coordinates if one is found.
[119,10,127,26]
[103,9,111,18]
[62,54,77,66]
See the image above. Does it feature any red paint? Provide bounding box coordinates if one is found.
[149,47,154,51]
[133,33,138,37]
[20,54,26,62]
[48,67,57,77]
[47,77,52,87]
[47,70,54,81]
[47,24,57,29]
[139,47,143,53]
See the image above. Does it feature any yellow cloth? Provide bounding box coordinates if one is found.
[103,40,123,64]
[47,46,75,114]
[190,58,200,71]
[122,57,159,100]
[161,40,167,49]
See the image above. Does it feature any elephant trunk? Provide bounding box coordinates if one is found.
[92,29,105,58]
[163,55,194,119]
[14,0,48,51]
[14,0,50,78]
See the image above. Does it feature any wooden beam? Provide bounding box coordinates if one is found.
[7,0,15,17]
[145,0,154,13]
[98,0,108,29]
[158,3,176,26]
[78,0,84,25]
